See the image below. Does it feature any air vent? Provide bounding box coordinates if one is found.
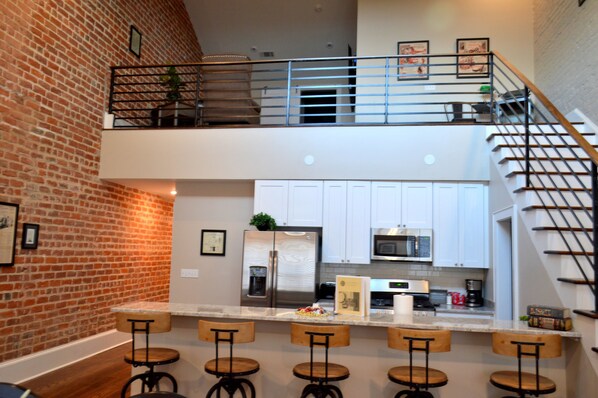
[260,51,275,58]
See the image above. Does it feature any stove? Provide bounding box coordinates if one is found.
[370,279,436,315]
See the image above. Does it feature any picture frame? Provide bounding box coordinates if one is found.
[456,37,490,78]
[0,201,19,266]
[201,229,226,256]
[129,25,142,58]
[22,223,40,249]
[397,40,430,80]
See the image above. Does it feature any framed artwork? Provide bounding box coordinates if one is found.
[456,37,490,78]
[0,201,19,266]
[129,25,142,58]
[201,229,226,256]
[397,40,429,80]
[22,223,40,249]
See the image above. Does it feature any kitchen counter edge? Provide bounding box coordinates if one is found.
[111,301,580,338]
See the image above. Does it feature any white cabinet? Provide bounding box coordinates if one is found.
[371,182,432,228]
[433,183,488,268]
[254,180,323,227]
[322,181,371,264]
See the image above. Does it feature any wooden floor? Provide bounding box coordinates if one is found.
[21,343,131,398]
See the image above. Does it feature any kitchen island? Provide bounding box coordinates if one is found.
[113,302,580,397]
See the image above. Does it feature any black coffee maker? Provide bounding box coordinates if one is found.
[465,279,483,307]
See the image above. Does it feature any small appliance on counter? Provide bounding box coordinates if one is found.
[465,279,483,307]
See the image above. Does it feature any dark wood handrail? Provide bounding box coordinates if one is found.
[493,50,598,166]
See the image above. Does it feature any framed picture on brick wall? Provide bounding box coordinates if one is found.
[22,223,40,249]
[129,25,142,58]
[0,201,19,266]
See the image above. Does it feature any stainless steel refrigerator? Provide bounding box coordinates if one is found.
[240,230,320,308]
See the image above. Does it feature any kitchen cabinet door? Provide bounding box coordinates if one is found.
[433,183,460,267]
[287,180,323,227]
[371,182,432,228]
[459,184,487,268]
[254,180,289,226]
[345,181,371,264]
[322,181,370,264]
[322,181,347,264]
[371,182,402,228]
[401,182,433,228]
[433,183,487,268]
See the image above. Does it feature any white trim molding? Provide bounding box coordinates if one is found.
[0,329,129,384]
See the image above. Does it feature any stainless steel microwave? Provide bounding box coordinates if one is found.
[371,228,433,262]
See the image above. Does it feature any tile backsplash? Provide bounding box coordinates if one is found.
[320,261,486,292]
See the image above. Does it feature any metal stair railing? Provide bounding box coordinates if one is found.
[489,51,597,313]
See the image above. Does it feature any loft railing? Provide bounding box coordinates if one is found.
[108,53,503,128]
[107,53,597,313]
[491,51,597,314]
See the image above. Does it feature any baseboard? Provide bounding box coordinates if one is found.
[0,329,130,384]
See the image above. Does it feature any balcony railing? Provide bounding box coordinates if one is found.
[107,52,539,128]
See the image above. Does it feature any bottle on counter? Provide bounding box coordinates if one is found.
[446,292,452,306]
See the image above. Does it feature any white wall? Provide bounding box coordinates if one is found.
[100,125,490,182]
[356,0,534,74]
[354,0,535,123]
[170,181,254,305]
[533,0,598,124]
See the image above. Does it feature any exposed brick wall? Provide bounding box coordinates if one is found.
[0,0,202,362]
[533,0,598,123]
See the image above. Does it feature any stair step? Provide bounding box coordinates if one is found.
[506,170,590,178]
[573,309,598,319]
[513,186,589,193]
[522,205,592,211]
[498,156,590,164]
[532,226,593,232]
[493,143,596,152]
[545,250,594,256]
[557,277,595,285]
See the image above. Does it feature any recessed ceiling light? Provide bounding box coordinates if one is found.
[170,189,178,195]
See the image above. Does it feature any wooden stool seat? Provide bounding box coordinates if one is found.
[291,323,351,398]
[389,366,448,388]
[387,328,451,397]
[293,361,350,382]
[115,312,180,398]
[125,348,180,366]
[204,357,260,376]
[489,332,562,397]
[198,320,259,398]
[490,370,556,394]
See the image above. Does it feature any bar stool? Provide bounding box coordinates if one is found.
[115,312,180,398]
[489,332,562,397]
[131,393,187,398]
[290,323,351,398]
[0,382,40,398]
[198,320,260,398]
[387,328,451,398]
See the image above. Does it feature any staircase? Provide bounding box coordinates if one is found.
[488,120,598,374]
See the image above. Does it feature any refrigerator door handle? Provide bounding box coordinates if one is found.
[270,250,278,306]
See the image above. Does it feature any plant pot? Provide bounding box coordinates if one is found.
[256,225,269,231]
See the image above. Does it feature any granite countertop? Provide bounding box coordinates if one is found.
[435,303,494,316]
[112,301,580,338]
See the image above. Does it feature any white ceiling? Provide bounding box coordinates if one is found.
[183,0,358,60]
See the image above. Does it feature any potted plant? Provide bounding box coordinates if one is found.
[159,65,185,102]
[249,212,277,231]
